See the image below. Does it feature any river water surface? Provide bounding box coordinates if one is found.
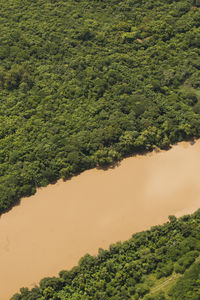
[1,140,200,299]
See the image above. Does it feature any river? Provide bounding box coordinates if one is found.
[1,140,200,299]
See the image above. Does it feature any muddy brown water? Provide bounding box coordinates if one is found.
[1,141,200,299]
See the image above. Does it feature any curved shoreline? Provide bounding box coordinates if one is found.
[1,140,200,300]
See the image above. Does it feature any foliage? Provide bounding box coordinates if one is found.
[11,209,200,299]
[168,261,200,299]
[0,0,200,213]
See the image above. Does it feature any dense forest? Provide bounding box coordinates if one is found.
[11,210,200,299]
[0,0,200,213]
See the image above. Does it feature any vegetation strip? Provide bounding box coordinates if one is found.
[11,210,200,299]
[0,0,200,214]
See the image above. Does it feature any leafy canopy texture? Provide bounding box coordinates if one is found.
[0,0,200,213]
[11,210,200,299]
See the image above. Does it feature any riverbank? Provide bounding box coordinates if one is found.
[1,140,200,300]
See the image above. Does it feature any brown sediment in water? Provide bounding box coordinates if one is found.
[1,140,200,299]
